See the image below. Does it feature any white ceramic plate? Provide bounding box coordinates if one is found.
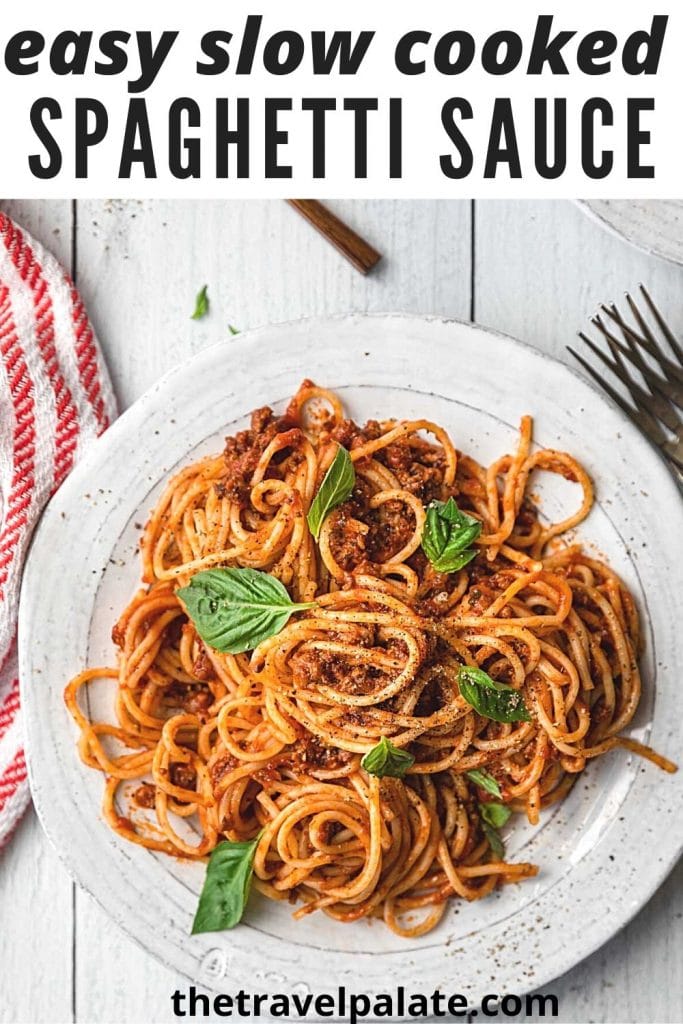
[577,199,683,266]
[20,315,683,1008]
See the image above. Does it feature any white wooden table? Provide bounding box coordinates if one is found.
[1,199,681,1024]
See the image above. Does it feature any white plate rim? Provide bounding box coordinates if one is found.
[575,198,683,267]
[19,312,683,1009]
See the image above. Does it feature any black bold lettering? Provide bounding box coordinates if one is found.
[264,98,292,178]
[119,98,156,178]
[169,98,201,179]
[527,15,576,74]
[51,31,93,75]
[311,31,374,74]
[5,31,44,74]
[344,98,378,178]
[216,98,250,178]
[481,31,523,74]
[75,98,108,178]
[484,99,522,178]
[434,32,475,74]
[95,31,131,76]
[302,98,335,177]
[622,15,668,74]
[627,98,654,177]
[395,31,431,75]
[28,98,62,179]
[197,31,232,75]
[535,98,567,178]
[440,98,474,179]
[262,32,304,75]
[581,98,613,178]
[576,31,617,74]
[129,31,178,93]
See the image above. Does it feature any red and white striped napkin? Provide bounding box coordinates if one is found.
[0,211,116,847]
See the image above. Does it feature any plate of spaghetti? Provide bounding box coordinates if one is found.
[20,314,682,1005]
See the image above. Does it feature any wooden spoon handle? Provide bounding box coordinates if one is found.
[287,200,382,275]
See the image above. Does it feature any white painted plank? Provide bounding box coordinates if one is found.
[73,199,472,407]
[0,810,74,1024]
[71,198,472,1024]
[474,199,683,360]
[0,199,74,1024]
[475,198,683,1024]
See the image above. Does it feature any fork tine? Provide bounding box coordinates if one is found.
[573,291,683,480]
[591,316,683,413]
[638,284,683,366]
[579,328,679,431]
[594,311,633,377]
[580,328,655,410]
[601,303,683,390]
[568,342,668,446]
[602,303,662,364]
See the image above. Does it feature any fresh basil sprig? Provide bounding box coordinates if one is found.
[361,736,415,779]
[192,836,260,933]
[421,498,482,573]
[191,284,209,320]
[479,802,512,859]
[480,802,512,829]
[307,444,355,540]
[466,768,502,799]
[458,665,531,724]
[178,568,316,654]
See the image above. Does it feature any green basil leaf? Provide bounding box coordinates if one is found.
[361,736,415,779]
[479,802,512,829]
[228,324,239,335]
[191,284,209,320]
[307,444,356,540]
[421,498,482,573]
[466,768,502,799]
[191,837,259,933]
[178,568,316,655]
[482,821,505,859]
[458,665,531,724]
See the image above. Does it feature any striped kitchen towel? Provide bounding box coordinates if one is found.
[0,210,116,847]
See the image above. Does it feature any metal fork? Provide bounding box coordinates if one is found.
[568,285,683,477]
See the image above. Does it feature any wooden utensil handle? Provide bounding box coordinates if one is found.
[287,200,382,275]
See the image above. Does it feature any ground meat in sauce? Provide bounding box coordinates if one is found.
[209,738,352,793]
[184,689,213,714]
[218,406,299,505]
[328,418,450,504]
[328,507,370,573]
[381,442,445,501]
[283,736,353,775]
[413,675,451,717]
[165,617,184,647]
[414,571,460,618]
[319,820,344,844]
[515,501,539,534]
[192,647,213,681]
[166,683,213,715]
[365,499,415,564]
[292,647,385,696]
[133,783,156,808]
[329,418,362,448]
[170,764,197,790]
[209,753,238,788]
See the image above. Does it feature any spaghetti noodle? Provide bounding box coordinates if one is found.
[64,381,675,938]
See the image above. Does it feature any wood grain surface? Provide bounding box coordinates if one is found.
[0,198,681,1024]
